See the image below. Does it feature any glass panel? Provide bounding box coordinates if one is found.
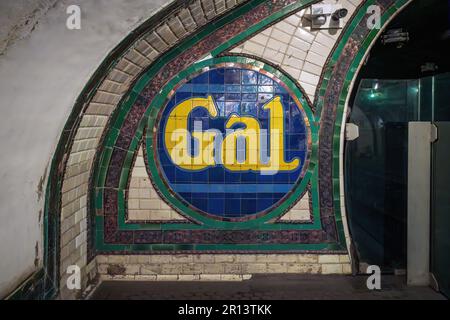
[431,74,450,297]
[345,79,419,271]
[346,72,449,276]
[433,73,450,121]
[419,76,433,121]
[432,122,450,298]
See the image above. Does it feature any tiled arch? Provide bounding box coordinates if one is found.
[47,0,255,298]
[91,0,330,254]
[44,0,415,298]
[49,0,321,298]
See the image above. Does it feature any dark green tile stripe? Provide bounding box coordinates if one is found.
[117,56,319,230]
[93,2,320,230]
[90,0,326,252]
[39,0,268,299]
[37,0,413,278]
[94,0,412,253]
[333,0,412,243]
[314,0,413,248]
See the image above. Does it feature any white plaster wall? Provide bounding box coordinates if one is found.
[0,0,170,298]
[0,0,59,55]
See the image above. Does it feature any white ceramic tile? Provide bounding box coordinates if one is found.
[320,29,340,41]
[189,1,207,25]
[265,38,288,53]
[145,32,169,52]
[283,66,302,79]
[270,28,292,44]
[348,0,362,5]
[289,36,311,52]
[202,0,216,20]
[299,81,316,97]
[243,41,265,56]
[178,8,197,32]
[285,13,302,27]
[302,61,322,76]
[285,46,307,61]
[214,0,227,14]
[283,54,304,70]
[261,27,272,36]
[229,46,243,54]
[157,24,178,45]
[167,17,187,38]
[275,21,297,35]
[263,47,285,64]
[340,0,357,11]
[309,41,330,58]
[299,70,320,86]
[314,32,336,48]
[226,0,237,7]
[295,27,316,43]
[305,50,327,66]
[251,33,269,46]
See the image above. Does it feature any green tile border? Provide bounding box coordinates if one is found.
[101,55,320,231]
[93,0,414,253]
[35,0,414,299]
[88,1,327,253]
[313,0,413,249]
[41,0,282,298]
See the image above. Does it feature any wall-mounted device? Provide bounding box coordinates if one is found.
[381,28,409,48]
[310,4,348,29]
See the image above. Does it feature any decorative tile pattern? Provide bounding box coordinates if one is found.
[129,143,311,224]
[79,0,327,263]
[278,186,311,222]
[153,66,310,220]
[41,0,412,299]
[314,0,412,252]
[92,0,412,254]
[53,0,252,297]
[95,56,322,249]
[127,146,187,222]
[230,0,362,102]
[94,0,329,251]
[91,0,337,251]
[94,253,352,279]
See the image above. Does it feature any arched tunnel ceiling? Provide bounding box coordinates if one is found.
[2,0,427,299]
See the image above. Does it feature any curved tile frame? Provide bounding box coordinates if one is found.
[313,0,412,252]
[41,0,414,298]
[43,0,260,299]
[95,56,321,249]
[143,57,317,225]
[92,0,414,253]
[93,1,330,253]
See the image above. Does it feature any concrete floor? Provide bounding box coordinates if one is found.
[90,274,446,300]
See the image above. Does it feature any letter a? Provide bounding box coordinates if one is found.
[366,265,381,290]
[66,265,81,290]
[66,5,81,30]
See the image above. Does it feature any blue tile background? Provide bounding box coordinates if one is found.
[156,67,308,218]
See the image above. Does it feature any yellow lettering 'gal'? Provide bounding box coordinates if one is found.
[165,96,218,170]
[164,95,300,172]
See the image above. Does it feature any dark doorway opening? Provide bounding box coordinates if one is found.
[344,0,450,296]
